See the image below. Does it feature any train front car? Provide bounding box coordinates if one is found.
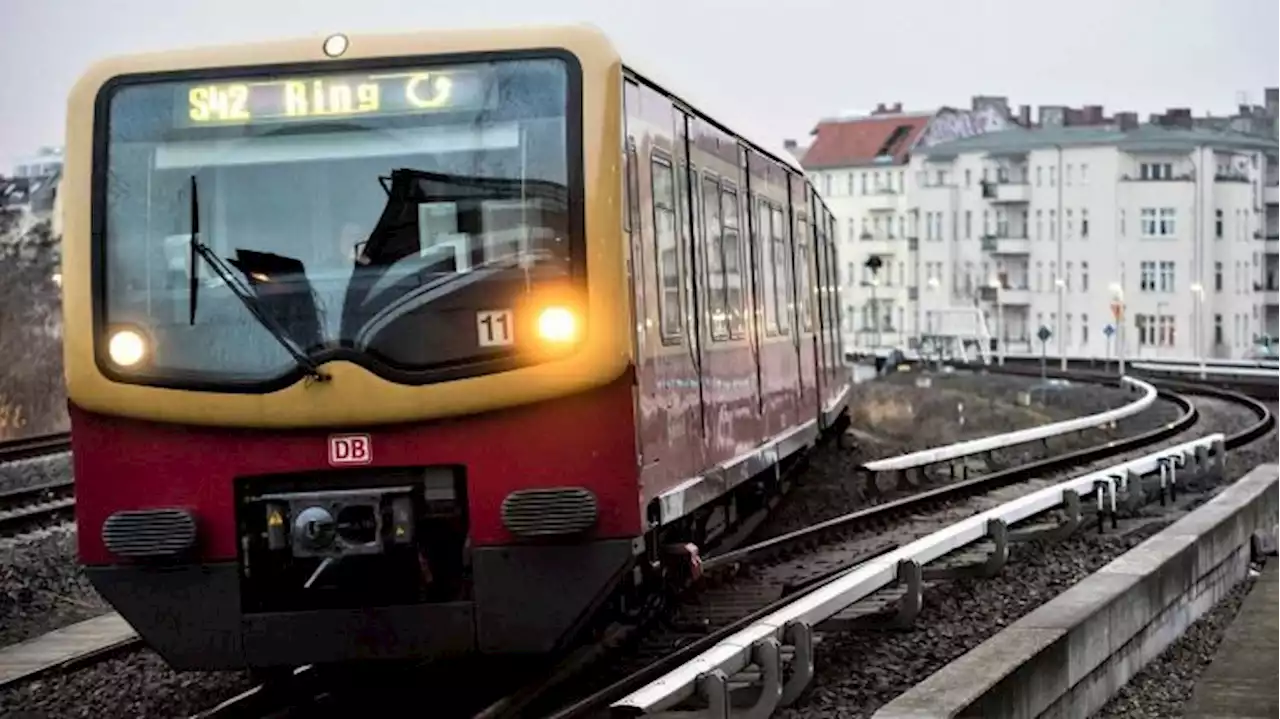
[61,27,638,670]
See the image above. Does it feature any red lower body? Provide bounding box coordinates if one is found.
[71,376,644,669]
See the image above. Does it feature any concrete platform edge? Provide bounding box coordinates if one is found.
[871,462,1280,719]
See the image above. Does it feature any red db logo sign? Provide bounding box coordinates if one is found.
[328,434,372,466]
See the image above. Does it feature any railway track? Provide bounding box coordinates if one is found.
[179,372,1273,719]
[491,376,1274,719]
[0,479,76,539]
[0,432,75,539]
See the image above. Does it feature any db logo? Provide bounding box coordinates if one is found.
[328,434,372,466]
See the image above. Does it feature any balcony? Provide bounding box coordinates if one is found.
[1214,171,1250,183]
[1266,183,1278,206]
[977,285,1031,305]
[980,234,1031,255]
[980,180,1031,204]
[859,233,902,255]
[863,188,901,212]
[1258,231,1279,255]
[996,287,1031,305]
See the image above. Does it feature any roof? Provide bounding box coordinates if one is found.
[917,123,1279,159]
[612,31,805,174]
[800,112,934,170]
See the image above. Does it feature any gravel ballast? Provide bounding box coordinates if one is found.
[0,528,107,647]
[1091,566,1262,719]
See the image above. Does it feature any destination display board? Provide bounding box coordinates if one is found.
[176,65,495,127]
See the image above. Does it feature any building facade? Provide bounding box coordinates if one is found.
[796,100,1016,351]
[895,126,1278,361]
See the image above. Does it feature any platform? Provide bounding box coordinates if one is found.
[1183,560,1279,719]
[0,612,138,688]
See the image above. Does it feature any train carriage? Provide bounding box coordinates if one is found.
[61,24,851,670]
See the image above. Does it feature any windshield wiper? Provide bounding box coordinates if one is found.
[186,175,330,383]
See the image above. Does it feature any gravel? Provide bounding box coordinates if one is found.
[0,528,107,647]
[780,519,1177,719]
[767,385,1277,718]
[1091,567,1261,719]
[0,648,253,719]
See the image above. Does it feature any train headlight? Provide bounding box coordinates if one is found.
[536,306,577,344]
[108,328,148,367]
[322,33,349,58]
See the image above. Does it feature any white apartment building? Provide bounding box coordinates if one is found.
[798,101,1016,352]
[905,125,1279,361]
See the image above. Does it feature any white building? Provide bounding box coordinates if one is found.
[10,147,63,180]
[904,124,1279,362]
[798,101,1019,352]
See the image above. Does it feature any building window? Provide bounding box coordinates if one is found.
[1036,210,1043,240]
[1215,261,1223,292]
[1215,209,1224,239]
[1081,261,1089,291]
[1158,261,1176,292]
[1035,262,1043,292]
[965,169,972,187]
[1140,207,1177,238]
[1065,261,1073,290]
[1048,210,1056,240]
[1081,314,1089,344]
[823,174,831,196]
[1065,209,1073,239]
[1049,166,1056,186]
[1081,209,1089,238]
[1065,164,1073,185]
[1140,261,1157,291]
[860,173,868,195]
[1080,164,1089,184]
[1119,209,1126,236]
[1157,314,1176,347]
[1036,166,1042,186]
[1139,162,1173,180]
[965,210,972,239]
[1214,314,1223,345]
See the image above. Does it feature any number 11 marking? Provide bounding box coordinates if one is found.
[477,309,514,347]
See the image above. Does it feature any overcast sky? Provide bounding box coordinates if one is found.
[1,0,1276,169]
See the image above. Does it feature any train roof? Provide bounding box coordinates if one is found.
[611,37,806,176]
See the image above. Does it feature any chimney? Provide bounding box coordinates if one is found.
[783,139,798,151]
[891,102,902,113]
[1083,105,1104,125]
[1116,112,1138,131]
[1019,105,1032,126]
[874,102,888,114]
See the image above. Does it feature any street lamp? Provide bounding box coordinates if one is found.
[988,275,1004,366]
[1190,282,1205,378]
[1054,277,1066,370]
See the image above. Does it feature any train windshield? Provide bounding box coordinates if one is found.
[98,55,582,388]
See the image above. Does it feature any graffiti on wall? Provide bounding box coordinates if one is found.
[917,105,1013,148]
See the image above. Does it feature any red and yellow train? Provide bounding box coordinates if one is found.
[62,25,852,670]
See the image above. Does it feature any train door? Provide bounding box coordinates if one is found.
[789,177,819,422]
[674,106,709,446]
[739,144,765,415]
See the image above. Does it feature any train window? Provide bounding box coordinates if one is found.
[796,214,813,333]
[627,143,641,226]
[770,206,790,335]
[702,175,729,341]
[651,154,682,343]
[721,187,745,339]
[756,197,776,336]
[623,138,635,233]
